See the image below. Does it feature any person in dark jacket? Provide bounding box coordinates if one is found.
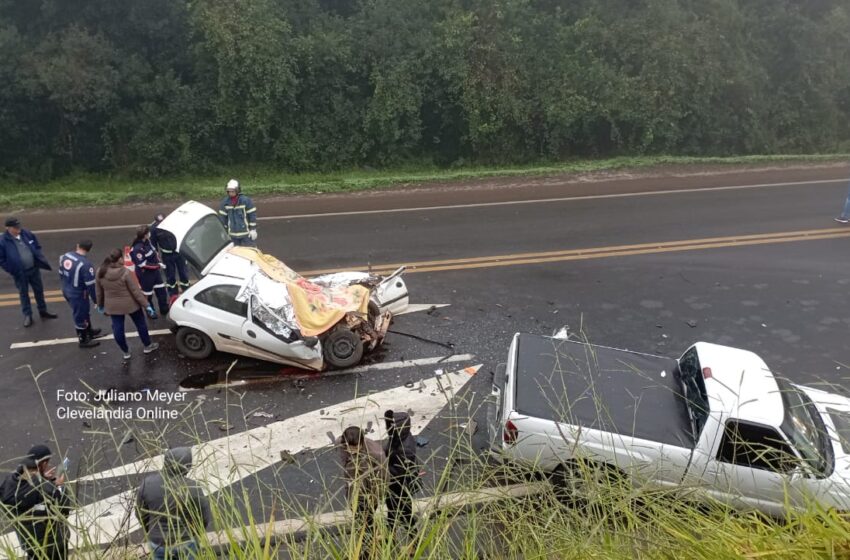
[135,447,211,560]
[150,213,190,298]
[383,410,421,534]
[218,179,257,246]
[58,240,101,348]
[336,426,385,559]
[130,225,169,317]
[0,217,58,327]
[0,444,70,560]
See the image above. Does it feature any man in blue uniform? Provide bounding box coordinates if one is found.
[58,240,101,348]
[130,226,169,318]
[218,179,258,246]
[0,216,58,327]
[150,213,190,298]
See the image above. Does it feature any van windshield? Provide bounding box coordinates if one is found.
[776,377,833,478]
[180,215,230,272]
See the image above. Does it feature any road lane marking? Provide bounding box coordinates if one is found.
[7,306,453,349]
[2,227,848,307]
[297,227,850,276]
[204,482,548,553]
[395,303,450,315]
[188,354,477,389]
[9,329,172,349]
[0,365,480,551]
[28,177,848,234]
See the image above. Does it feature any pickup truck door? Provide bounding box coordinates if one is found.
[702,419,804,516]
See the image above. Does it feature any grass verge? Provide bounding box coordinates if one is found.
[1,354,849,559]
[2,154,847,210]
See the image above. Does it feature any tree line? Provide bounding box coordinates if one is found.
[1,0,848,180]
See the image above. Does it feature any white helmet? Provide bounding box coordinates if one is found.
[226,178,240,193]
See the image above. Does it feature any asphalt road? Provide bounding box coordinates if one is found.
[0,165,849,549]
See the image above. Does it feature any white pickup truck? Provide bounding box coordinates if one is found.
[488,333,850,516]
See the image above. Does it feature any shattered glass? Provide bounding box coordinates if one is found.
[237,273,299,339]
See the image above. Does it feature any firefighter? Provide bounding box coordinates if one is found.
[218,179,258,246]
[58,240,101,348]
[130,226,169,318]
[150,213,190,298]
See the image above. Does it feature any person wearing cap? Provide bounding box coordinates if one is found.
[0,217,58,327]
[150,213,190,298]
[135,447,211,559]
[58,240,101,348]
[218,179,258,247]
[0,444,70,559]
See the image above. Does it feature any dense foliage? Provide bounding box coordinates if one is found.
[1,0,848,179]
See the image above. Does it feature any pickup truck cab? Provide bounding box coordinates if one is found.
[488,333,850,516]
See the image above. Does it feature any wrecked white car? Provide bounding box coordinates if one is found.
[158,201,409,369]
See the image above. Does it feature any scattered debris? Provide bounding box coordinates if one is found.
[686,320,698,328]
[461,420,478,436]
[252,411,274,419]
[415,435,429,448]
[279,450,296,465]
[552,326,569,340]
[119,430,134,446]
[218,423,233,432]
[326,431,336,444]
[388,329,454,350]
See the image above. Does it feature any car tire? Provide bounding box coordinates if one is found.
[322,326,364,369]
[175,327,214,360]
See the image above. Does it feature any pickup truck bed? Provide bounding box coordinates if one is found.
[514,334,697,449]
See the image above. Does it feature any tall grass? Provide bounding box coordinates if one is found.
[2,355,849,560]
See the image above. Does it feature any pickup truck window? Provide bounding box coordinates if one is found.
[776,377,833,478]
[678,347,709,438]
[717,420,798,474]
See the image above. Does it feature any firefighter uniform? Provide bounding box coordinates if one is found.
[151,217,190,297]
[130,238,169,316]
[58,250,100,347]
[218,193,257,246]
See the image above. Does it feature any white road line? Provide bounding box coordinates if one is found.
[32,178,846,234]
[0,365,481,552]
[191,354,477,389]
[395,303,450,316]
[9,329,172,349]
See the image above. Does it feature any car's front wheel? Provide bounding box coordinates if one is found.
[322,326,364,369]
[175,327,214,360]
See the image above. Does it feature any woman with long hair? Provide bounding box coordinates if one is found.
[95,248,159,360]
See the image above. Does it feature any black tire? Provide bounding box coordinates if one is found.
[322,326,364,369]
[175,327,214,360]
